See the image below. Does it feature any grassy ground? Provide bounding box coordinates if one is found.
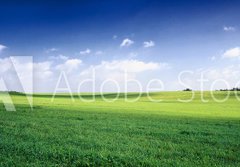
[0,91,239,166]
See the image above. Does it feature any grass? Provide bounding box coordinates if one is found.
[0,91,239,166]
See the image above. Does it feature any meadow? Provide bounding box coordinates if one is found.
[0,91,239,166]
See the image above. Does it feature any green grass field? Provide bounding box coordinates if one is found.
[0,91,239,166]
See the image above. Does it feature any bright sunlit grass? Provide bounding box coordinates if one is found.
[0,91,239,166]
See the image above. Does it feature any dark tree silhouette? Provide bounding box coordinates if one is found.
[183,88,192,91]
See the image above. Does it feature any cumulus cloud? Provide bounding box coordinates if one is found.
[0,44,7,53]
[120,38,134,47]
[222,47,240,58]
[0,57,12,73]
[223,26,236,32]
[56,59,82,73]
[79,59,170,92]
[203,66,240,88]
[1,56,172,92]
[81,59,169,77]
[34,61,53,79]
[98,59,162,72]
[172,65,240,91]
[34,59,82,92]
[80,48,91,55]
[143,40,155,48]
[0,57,33,93]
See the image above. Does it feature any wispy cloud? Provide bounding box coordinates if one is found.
[80,48,91,55]
[120,38,134,47]
[222,47,240,58]
[0,44,7,53]
[46,48,58,53]
[223,26,236,32]
[143,40,155,48]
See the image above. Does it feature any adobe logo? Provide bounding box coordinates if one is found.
[0,56,33,111]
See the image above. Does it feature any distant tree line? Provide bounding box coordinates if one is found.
[218,88,240,91]
[0,91,25,95]
[182,88,240,91]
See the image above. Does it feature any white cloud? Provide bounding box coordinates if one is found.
[120,38,134,47]
[0,57,33,93]
[0,57,12,73]
[223,26,236,32]
[222,47,240,58]
[33,61,55,92]
[81,59,169,76]
[143,40,155,48]
[0,57,84,92]
[172,65,240,91]
[201,66,240,88]
[98,59,162,72]
[56,59,82,73]
[80,59,170,92]
[34,61,53,80]
[1,56,172,92]
[80,48,91,55]
[46,48,58,53]
[0,44,7,53]
[49,54,69,60]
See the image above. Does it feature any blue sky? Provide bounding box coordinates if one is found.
[0,0,240,92]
